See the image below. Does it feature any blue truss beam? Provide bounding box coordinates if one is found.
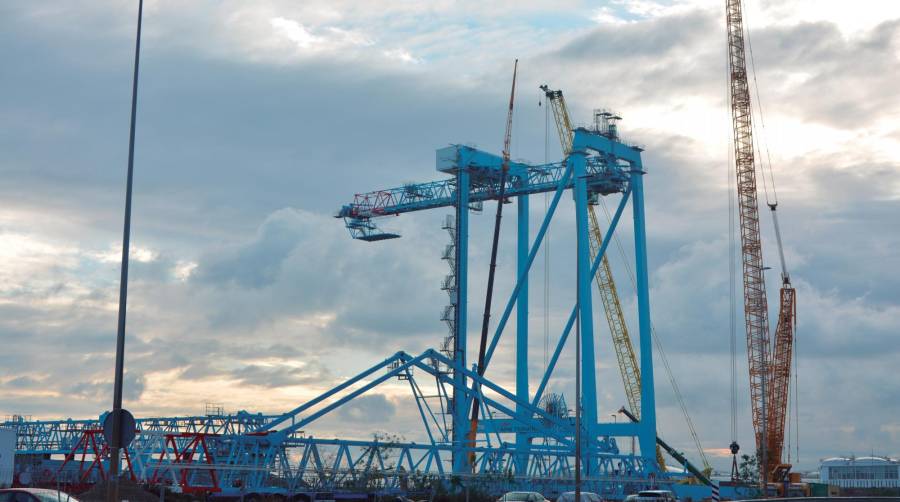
[336,144,630,240]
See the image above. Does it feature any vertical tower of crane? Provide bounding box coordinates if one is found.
[726,0,772,484]
[541,85,666,470]
[726,0,797,487]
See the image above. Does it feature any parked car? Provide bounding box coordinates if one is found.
[497,491,549,502]
[634,490,677,502]
[0,489,81,502]
[557,491,603,502]
[623,495,638,502]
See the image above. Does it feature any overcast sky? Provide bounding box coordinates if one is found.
[1,0,898,473]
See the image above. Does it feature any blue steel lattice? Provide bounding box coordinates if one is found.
[4,124,686,499]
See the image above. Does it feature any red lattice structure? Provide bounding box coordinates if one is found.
[56,429,136,489]
[150,433,221,494]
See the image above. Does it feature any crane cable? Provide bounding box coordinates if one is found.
[793,311,800,465]
[743,1,779,207]
[597,200,711,470]
[543,92,552,379]
[726,20,740,465]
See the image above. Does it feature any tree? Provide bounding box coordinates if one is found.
[737,453,759,484]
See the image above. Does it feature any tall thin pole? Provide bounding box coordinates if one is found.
[575,253,582,502]
[467,59,518,468]
[109,1,143,500]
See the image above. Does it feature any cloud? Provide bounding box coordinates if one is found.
[383,48,422,64]
[270,17,324,49]
[229,361,332,388]
[194,209,311,289]
[337,394,396,423]
[66,372,146,403]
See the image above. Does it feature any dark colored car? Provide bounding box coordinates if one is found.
[0,489,80,502]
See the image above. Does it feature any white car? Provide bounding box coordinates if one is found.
[557,491,603,502]
[497,491,549,502]
[634,490,678,502]
[0,489,81,502]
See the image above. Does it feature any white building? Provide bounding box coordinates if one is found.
[820,456,900,489]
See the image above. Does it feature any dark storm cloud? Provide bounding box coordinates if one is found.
[0,3,516,249]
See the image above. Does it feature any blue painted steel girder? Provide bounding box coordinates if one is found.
[336,141,635,239]
[2,412,280,455]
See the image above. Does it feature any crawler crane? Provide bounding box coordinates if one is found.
[725,0,797,491]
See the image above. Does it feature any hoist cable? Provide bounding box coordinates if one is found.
[598,200,710,469]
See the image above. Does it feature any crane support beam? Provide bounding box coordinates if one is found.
[767,284,795,477]
[531,187,633,409]
[571,146,600,475]
[516,190,530,471]
[453,168,471,473]
[541,84,669,471]
[629,157,659,472]
[337,145,631,239]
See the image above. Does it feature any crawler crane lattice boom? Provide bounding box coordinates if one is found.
[726,0,797,487]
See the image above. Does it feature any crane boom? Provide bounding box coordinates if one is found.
[726,0,796,486]
[767,205,796,482]
[468,59,518,468]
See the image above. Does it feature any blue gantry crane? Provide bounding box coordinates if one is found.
[337,110,660,480]
[0,99,726,501]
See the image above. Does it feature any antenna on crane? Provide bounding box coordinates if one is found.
[468,58,518,468]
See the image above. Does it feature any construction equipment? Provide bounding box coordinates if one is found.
[541,85,717,484]
[725,0,797,490]
[619,407,712,487]
[469,59,519,468]
[6,81,683,499]
[541,85,666,470]
[338,106,659,482]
